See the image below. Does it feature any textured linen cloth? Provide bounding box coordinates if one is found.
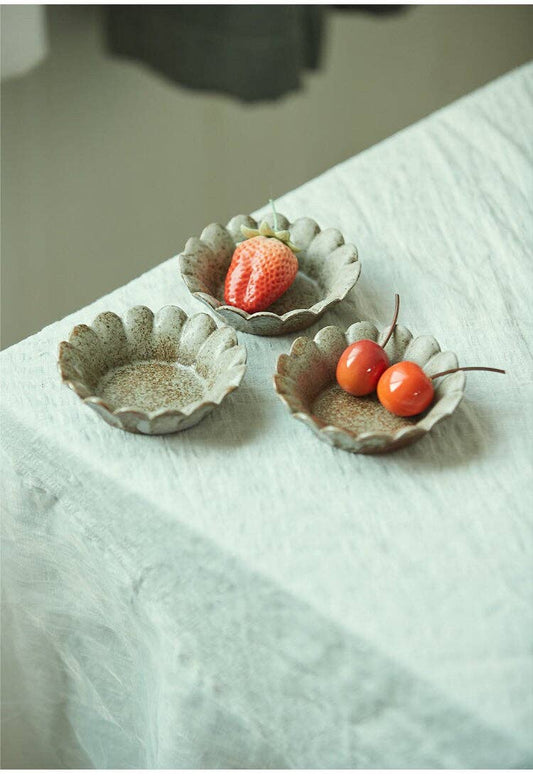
[1,64,533,768]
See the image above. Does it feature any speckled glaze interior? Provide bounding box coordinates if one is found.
[58,306,247,435]
[179,212,360,336]
[274,321,466,454]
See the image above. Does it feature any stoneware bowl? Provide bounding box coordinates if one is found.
[58,305,247,435]
[274,321,465,454]
[179,212,360,336]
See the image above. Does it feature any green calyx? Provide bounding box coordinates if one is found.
[240,221,301,252]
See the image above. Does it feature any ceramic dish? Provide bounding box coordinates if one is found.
[58,305,246,435]
[274,321,465,454]
[179,212,360,336]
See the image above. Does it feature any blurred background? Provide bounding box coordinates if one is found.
[1,4,532,349]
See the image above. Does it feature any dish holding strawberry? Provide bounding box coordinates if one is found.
[178,207,361,336]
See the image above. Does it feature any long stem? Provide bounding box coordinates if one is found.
[381,293,400,349]
[430,366,506,380]
[269,197,279,232]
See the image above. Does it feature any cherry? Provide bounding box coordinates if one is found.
[336,294,400,396]
[377,361,506,417]
[376,361,433,417]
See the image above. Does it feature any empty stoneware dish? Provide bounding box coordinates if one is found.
[58,305,247,435]
[179,212,360,336]
[274,321,465,454]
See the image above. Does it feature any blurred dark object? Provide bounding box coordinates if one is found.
[333,5,407,14]
[105,5,324,103]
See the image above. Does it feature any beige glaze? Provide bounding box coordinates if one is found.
[179,212,361,336]
[274,321,466,454]
[58,305,247,434]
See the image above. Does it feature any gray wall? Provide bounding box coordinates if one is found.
[2,5,532,348]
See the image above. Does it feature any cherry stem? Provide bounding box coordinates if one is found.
[381,293,400,349]
[430,366,506,380]
[269,198,279,232]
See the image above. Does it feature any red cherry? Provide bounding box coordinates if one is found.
[336,340,389,396]
[377,362,506,417]
[377,361,434,416]
[336,294,400,397]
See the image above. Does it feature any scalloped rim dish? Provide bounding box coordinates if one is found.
[179,212,361,336]
[58,305,247,435]
[274,321,466,454]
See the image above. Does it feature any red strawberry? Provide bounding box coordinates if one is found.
[224,223,299,314]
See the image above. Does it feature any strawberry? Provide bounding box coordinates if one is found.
[224,222,299,314]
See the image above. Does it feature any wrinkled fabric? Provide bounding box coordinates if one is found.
[1,64,533,768]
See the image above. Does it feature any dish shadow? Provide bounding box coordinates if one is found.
[164,379,270,450]
[288,281,377,343]
[387,398,496,470]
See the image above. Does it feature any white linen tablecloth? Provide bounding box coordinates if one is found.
[2,64,532,768]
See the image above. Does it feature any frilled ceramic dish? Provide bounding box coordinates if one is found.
[179,212,360,336]
[274,321,466,454]
[58,306,246,435]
